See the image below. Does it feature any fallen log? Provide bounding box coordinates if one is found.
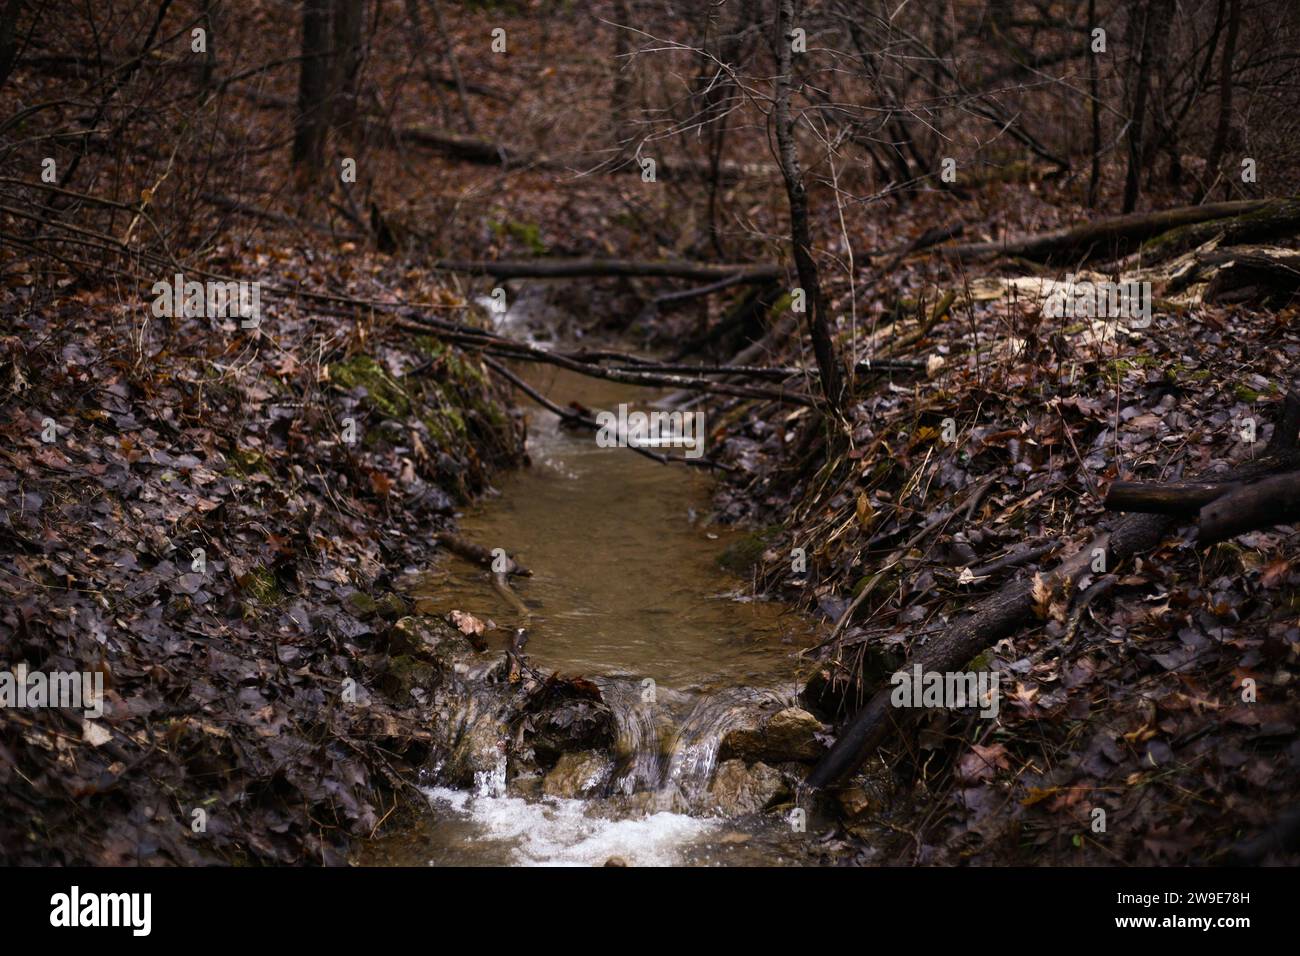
[1103,479,1240,515]
[1199,248,1300,304]
[429,257,782,283]
[939,199,1269,264]
[203,193,364,241]
[1139,197,1300,263]
[805,388,1300,790]
[401,313,816,406]
[1197,471,1300,545]
[240,89,766,181]
[434,532,531,576]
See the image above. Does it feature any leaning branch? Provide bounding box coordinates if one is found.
[480,355,731,471]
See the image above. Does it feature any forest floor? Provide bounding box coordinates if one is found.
[2,3,1298,865]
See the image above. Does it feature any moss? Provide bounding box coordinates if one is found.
[330,355,411,419]
[379,654,437,702]
[239,565,284,608]
[422,384,469,448]
[348,591,380,618]
[1140,197,1300,260]
[414,337,488,387]
[1104,355,1158,384]
[1234,383,1262,403]
[768,292,795,319]
[717,528,777,575]
[225,447,268,478]
[375,592,409,621]
[489,219,548,255]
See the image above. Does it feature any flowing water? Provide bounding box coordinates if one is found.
[369,303,825,866]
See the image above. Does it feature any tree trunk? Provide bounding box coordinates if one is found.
[1201,0,1241,202]
[773,0,844,413]
[0,0,22,93]
[1087,0,1101,207]
[330,0,364,139]
[1122,0,1174,213]
[293,0,334,173]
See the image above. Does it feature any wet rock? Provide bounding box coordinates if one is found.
[542,750,613,799]
[387,615,449,657]
[445,714,508,790]
[508,771,543,798]
[375,592,409,622]
[378,654,436,703]
[719,707,829,763]
[707,759,788,816]
[836,786,878,820]
[526,697,615,763]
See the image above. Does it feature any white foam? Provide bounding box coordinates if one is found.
[423,787,716,866]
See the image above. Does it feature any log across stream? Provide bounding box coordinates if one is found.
[365,306,829,866]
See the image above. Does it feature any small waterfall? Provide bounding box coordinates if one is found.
[664,686,797,798]
[594,677,799,807]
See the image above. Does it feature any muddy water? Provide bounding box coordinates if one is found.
[416,365,809,689]
[372,332,824,866]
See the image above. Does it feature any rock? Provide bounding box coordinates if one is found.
[387,615,447,657]
[603,856,629,867]
[377,654,436,703]
[526,697,615,762]
[836,786,877,820]
[542,750,613,799]
[375,592,409,622]
[765,707,829,760]
[719,707,828,763]
[707,759,787,816]
[444,714,507,790]
[508,771,543,798]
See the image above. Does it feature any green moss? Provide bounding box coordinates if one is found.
[240,565,284,608]
[489,219,547,255]
[851,574,878,597]
[422,384,469,448]
[768,292,794,319]
[330,355,411,419]
[348,591,380,618]
[379,654,436,702]
[1104,355,1158,384]
[224,447,268,478]
[717,528,778,575]
[1234,383,1262,403]
[375,592,409,621]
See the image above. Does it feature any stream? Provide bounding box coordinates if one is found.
[367,298,825,866]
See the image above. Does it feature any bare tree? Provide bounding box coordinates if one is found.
[1124,0,1176,212]
[1201,0,1242,200]
[773,0,844,413]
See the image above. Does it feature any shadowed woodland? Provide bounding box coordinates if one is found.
[1,0,1299,866]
